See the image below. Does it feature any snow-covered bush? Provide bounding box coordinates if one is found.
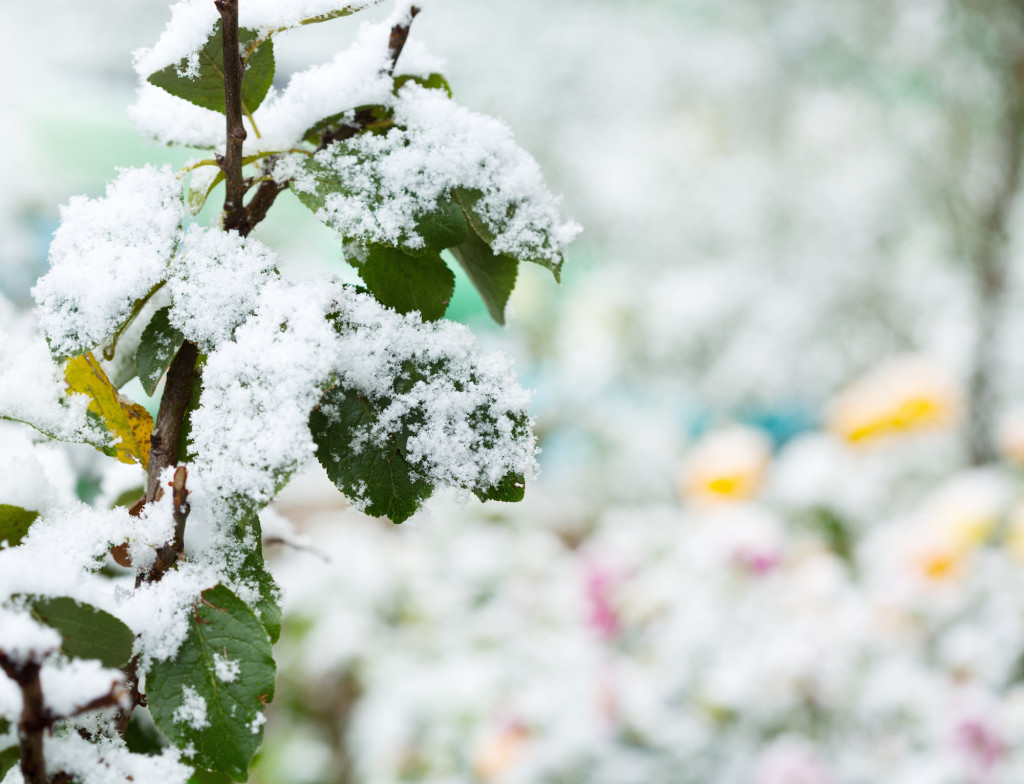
[258,359,1024,784]
[0,2,576,782]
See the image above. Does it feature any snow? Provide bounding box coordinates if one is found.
[129,82,224,149]
[212,652,240,683]
[286,84,581,265]
[134,0,388,78]
[41,659,126,718]
[32,165,185,359]
[173,685,210,730]
[251,19,395,151]
[0,332,100,447]
[168,226,279,351]
[0,609,60,665]
[189,279,536,510]
[44,734,191,784]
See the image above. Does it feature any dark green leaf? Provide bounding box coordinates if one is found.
[448,230,518,325]
[0,744,17,781]
[178,355,206,463]
[229,514,282,644]
[0,505,39,548]
[455,187,564,283]
[110,487,145,510]
[137,307,185,397]
[147,585,276,781]
[29,597,134,668]
[473,472,526,503]
[300,105,393,146]
[356,245,455,321]
[147,22,275,116]
[393,72,453,98]
[310,387,433,524]
[124,709,169,757]
[415,196,469,251]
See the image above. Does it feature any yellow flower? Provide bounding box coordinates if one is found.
[828,356,960,444]
[680,426,772,505]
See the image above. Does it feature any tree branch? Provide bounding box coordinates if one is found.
[216,0,248,232]
[0,653,47,784]
[145,343,199,504]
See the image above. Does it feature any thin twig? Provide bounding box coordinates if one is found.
[0,653,48,784]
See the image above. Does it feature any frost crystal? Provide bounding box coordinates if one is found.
[32,165,185,359]
[173,685,210,729]
[168,226,279,351]
[288,85,581,265]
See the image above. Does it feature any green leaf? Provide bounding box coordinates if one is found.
[356,245,455,321]
[455,186,564,283]
[473,472,526,503]
[0,505,39,548]
[415,196,469,251]
[147,21,275,116]
[310,387,433,524]
[0,744,17,781]
[147,585,276,781]
[111,486,146,510]
[176,354,206,464]
[300,105,393,146]
[448,229,518,325]
[137,307,186,397]
[228,514,282,644]
[28,597,134,668]
[394,72,453,98]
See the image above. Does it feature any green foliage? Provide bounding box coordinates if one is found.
[147,585,276,781]
[301,105,393,146]
[448,228,519,326]
[0,505,39,548]
[147,22,275,117]
[0,744,17,780]
[138,307,186,397]
[28,597,135,668]
[310,386,433,524]
[393,73,453,97]
[353,244,455,321]
[473,472,526,503]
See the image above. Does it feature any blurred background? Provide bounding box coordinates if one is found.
[7,0,1024,782]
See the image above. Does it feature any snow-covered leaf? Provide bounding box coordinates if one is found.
[137,306,185,397]
[64,353,153,468]
[147,21,275,117]
[147,585,275,781]
[354,244,455,322]
[310,385,433,524]
[0,505,39,548]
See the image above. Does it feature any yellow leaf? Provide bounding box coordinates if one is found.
[64,353,153,468]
